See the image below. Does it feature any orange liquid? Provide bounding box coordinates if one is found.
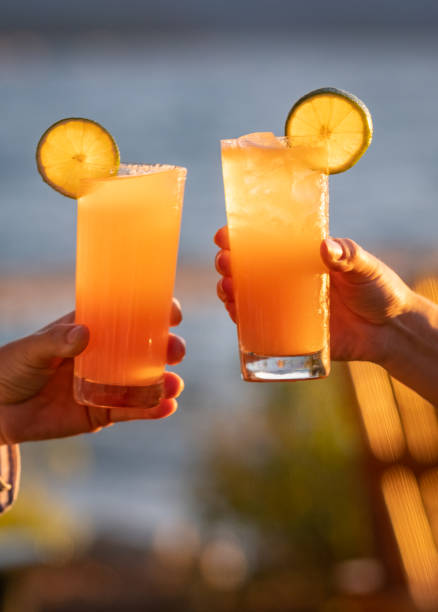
[221,139,329,357]
[74,166,185,387]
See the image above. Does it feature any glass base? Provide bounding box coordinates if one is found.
[73,376,164,409]
[240,349,329,382]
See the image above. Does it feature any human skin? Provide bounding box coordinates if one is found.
[0,299,185,445]
[215,227,438,405]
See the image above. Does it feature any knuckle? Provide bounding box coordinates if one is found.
[341,239,360,263]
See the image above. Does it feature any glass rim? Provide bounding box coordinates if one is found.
[79,163,187,188]
[117,162,187,178]
[220,136,330,174]
[221,136,311,146]
[78,163,187,198]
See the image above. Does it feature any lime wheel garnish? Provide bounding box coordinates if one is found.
[285,87,373,174]
[36,117,120,198]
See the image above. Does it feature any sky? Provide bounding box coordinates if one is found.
[2,0,438,31]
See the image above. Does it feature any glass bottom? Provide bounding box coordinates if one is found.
[240,349,329,382]
[73,376,164,409]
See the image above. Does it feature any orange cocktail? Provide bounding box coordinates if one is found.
[73,163,186,408]
[221,133,329,381]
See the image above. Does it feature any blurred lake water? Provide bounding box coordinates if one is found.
[1,28,438,542]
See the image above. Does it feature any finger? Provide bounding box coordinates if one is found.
[215,249,232,276]
[217,277,234,302]
[114,399,179,422]
[147,399,178,419]
[225,301,237,324]
[163,371,184,399]
[217,279,227,302]
[166,333,186,365]
[214,226,230,249]
[320,237,344,268]
[1,324,89,374]
[107,399,178,422]
[38,311,75,332]
[321,237,380,282]
[170,298,182,326]
[0,323,89,404]
[97,373,183,423]
[27,324,89,366]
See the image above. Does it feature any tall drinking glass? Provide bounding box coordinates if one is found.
[221,134,329,381]
[73,163,186,409]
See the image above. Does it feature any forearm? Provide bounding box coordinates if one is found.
[380,292,438,404]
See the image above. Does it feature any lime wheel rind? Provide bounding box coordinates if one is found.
[285,87,373,174]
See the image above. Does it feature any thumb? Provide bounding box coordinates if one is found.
[321,237,412,323]
[321,237,381,283]
[0,324,89,404]
[21,324,89,367]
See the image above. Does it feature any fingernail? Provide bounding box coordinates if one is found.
[175,379,185,398]
[173,297,181,311]
[325,238,344,261]
[66,325,85,344]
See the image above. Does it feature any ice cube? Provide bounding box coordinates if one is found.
[238,132,285,149]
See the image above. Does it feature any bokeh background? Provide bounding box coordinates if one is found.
[2,1,438,610]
